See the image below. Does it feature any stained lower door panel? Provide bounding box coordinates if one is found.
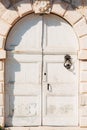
[5,53,42,126]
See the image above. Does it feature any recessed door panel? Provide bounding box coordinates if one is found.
[5,53,42,126]
[43,55,78,126]
[43,14,78,54]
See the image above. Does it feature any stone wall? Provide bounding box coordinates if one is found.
[0,0,87,128]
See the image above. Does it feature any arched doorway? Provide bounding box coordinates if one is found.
[5,13,79,127]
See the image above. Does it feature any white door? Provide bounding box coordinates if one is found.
[5,14,78,126]
[5,14,42,126]
[43,55,78,126]
[42,15,78,126]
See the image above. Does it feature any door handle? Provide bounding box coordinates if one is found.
[64,54,72,70]
[47,83,52,92]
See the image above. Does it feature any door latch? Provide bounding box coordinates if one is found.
[47,83,52,92]
[64,54,72,70]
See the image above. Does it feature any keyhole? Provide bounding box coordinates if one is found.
[44,73,46,75]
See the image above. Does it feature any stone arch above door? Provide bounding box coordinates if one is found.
[0,0,87,128]
[0,0,86,59]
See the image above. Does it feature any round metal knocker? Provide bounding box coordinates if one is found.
[64,54,72,70]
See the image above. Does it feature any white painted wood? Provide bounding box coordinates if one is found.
[42,15,78,126]
[5,53,42,126]
[43,55,78,126]
[5,14,79,127]
[6,14,42,53]
[43,14,78,54]
[5,14,43,126]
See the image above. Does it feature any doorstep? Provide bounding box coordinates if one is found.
[4,127,87,130]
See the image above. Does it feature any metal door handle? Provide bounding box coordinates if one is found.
[64,54,72,70]
[47,83,52,92]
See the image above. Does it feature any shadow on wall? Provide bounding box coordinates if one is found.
[0,0,87,10]
[62,0,87,8]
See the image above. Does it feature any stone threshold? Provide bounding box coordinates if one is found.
[4,127,87,130]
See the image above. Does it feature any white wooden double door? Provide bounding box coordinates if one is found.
[5,14,78,126]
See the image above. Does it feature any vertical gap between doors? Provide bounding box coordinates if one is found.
[41,15,44,126]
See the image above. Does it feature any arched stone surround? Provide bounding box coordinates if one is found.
[0,0,87,128]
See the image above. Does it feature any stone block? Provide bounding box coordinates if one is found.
[80,83,87,93]
[0,19,11,36]
[30,126,87,130]
[0,35,5,49]
[0,107,3,116]
[79,7,87,17]
[80,71,87,82]
[80,106,87,116]
[80,117,87,127]
[15,0,33,17]
[74,18,87,37]
[52,0,69,16]
[0,50,6,59]
[80,35,87,50]
[0,61,3,71]
[80,94,87,106]
[33,0,52,14]
[0,94,3,106]
[5,127,31,130]
[83,7,87,17]
[0,3,7,17]
[0,83,3,93]
[0,72,4,82]
[1,7,20,25]
[4,127,87,130]
[80,61,87,71]
[78,50,87,60]
[64,6,82,25]
[0,117,4,127]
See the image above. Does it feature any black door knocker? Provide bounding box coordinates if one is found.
[64,54,72,70]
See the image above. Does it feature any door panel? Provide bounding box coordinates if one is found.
[43,55,78,126]
[43,14,78,54]
[5,53,42,126]
[6,14,42,54]
[5,14,43,126]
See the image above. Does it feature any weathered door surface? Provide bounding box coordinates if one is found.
[42,15,78,126]
[5,14,78,126]
[43,55,78,126]
[5,15,42,126]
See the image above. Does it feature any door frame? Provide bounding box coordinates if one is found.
[5,13,79,127]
